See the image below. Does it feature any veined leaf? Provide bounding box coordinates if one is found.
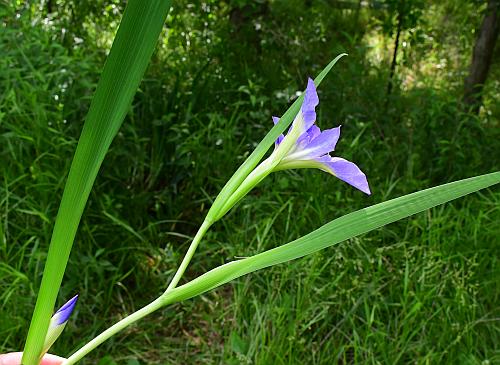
[62,173,499,364]
[22,2,172,364]
[164,172,500,303]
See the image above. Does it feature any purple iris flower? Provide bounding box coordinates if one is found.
[272,78,370,195]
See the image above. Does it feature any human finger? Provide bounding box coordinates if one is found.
[0,352,66,365]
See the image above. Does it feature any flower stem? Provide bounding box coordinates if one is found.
[61,221,211,364]
[216,159,273,219]
[61,296,167,365]
[165,220,211,291]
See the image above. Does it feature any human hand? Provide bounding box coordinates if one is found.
[0,352,65,365]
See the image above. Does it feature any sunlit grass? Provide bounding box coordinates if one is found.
[1,1,499,364]
[2,92,498,363]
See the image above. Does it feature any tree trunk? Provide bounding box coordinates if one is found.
[463,0,499,113]
[386,2,404,104]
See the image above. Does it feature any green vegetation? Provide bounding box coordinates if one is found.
[1,0,499,364]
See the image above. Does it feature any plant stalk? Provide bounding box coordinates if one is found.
[61,297,167,365]
[165,220,212,291]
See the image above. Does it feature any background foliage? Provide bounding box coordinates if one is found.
[1,0,499,364]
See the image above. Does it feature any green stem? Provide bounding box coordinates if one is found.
[215,113,304,219]
[217,159,274,218]
[66,157,274,365]
[61,219,212,365]
[61,296,167,365]
[165,220,211,291]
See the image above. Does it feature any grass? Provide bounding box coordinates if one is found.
[1,2,499,364]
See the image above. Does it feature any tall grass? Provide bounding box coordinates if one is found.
[1,1,499,364]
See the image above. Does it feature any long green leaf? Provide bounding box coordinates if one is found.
[164,172,500,303]
[206,54,347,223]
[22,2,172,364]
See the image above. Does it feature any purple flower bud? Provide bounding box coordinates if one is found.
[42,295,79,355]
[53,294,78,325]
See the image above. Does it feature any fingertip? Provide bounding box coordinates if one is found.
[0,352,23,365]
[0,352,65,365]
[41,354,66,365]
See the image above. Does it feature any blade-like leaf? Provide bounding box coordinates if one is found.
[22,2,172,364]
[206,54,348,223]
[164,172,500,303]
[60,172,499,363]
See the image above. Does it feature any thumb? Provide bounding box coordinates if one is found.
[0,352,66,365]
[41,354,66,365]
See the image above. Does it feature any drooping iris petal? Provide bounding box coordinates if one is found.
[272,116,284,146]
[322,157,371,195]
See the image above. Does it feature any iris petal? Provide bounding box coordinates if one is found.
[300,78,319,131]
[323,157,371,195]
[307,125,321,141]
[287,126,341,160]
[296,125,321,148]
[305,126,341,153]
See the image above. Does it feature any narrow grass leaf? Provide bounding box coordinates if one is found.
[22,2,172,364]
